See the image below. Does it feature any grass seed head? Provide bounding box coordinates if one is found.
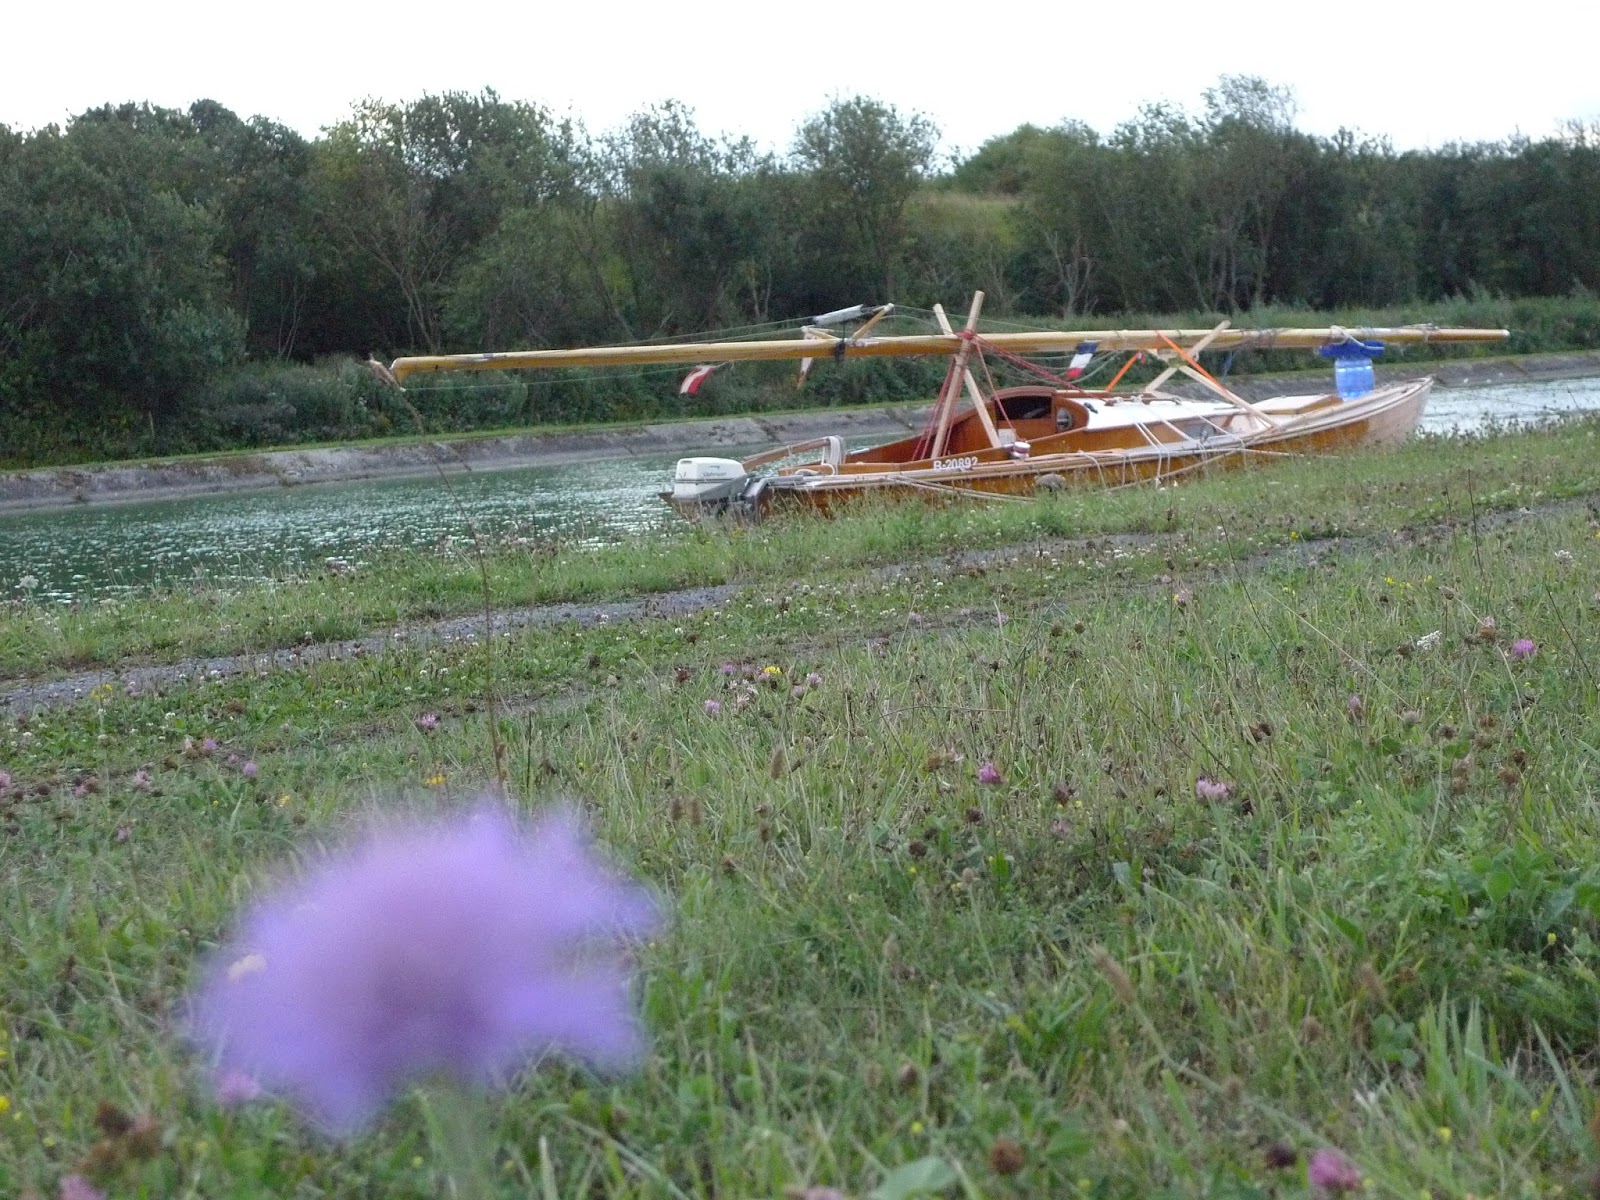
[1092,945,1137,1006]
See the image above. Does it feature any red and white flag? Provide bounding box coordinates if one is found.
[1064,341,1098,381]
[679,364,724,396]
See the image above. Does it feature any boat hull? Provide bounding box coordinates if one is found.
[661,379,1431,521]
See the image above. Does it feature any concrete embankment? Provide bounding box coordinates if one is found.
[3,351,1597,514]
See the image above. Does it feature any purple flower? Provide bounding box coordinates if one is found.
[132,767,152,792]
[791,685,807,699]
[805,672,823,688]
[215,1068,263,1106]
[703,699,722,716]
[242,761,259,779]
[907,611,925,626]
[1173,589,1193,608]
[1511,637,1536,661]
[1307,1148,1362,1195]
[203,738,219,754]
[977,761,1003,785]
[0,769,10,792]
[58,1175,108,1200]
[995,612,1009,626]
[415,712,440,733]
[719,662,737,676]
[1195,776,1232,801]
[1347,694,1364,718]
[186,806,658,1134]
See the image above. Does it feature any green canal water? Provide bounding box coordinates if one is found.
[4,377,1598,603]
[1,454,682,602]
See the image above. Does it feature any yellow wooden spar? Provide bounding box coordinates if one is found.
[386,324,1509,384]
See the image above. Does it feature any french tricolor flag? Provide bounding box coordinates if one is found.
[1064,341,1097,380]
[679,363,724,396]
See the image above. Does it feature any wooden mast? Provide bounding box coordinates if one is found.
[386,325,1511,384]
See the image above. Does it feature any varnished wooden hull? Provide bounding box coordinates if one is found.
[662,379,1430,521]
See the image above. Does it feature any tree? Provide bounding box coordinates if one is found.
[0,108,242,453]
[791,97,938,302]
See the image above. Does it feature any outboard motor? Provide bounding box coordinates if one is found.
[670,457,753,509]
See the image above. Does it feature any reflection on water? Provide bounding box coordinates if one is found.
[0,454,679,603]
[3,376,1597,602]
[1419,375,1600,433]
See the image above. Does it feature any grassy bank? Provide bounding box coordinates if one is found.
[7,293,1599,471]
[4,421,1600,1197]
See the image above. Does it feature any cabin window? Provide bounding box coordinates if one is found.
[996,393,1052,421]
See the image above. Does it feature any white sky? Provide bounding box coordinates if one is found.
[5,0,1597,158]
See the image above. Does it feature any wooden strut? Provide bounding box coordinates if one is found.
[931,292,986,460]
[1152,331,1274,426]
[931,301,1002,450]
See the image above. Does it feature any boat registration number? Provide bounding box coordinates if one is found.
[932,455,979,472]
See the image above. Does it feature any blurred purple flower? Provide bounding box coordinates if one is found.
[1194,776,1232,801]
[215,1068,263,1106]
[186,805,658,1134]
[203,737,219,753]
[0,769,10,792]
[805,672,823,688]
[1307,1148,1362,1195]
[703,699,722,716]
[1347,694,1364,718]
[1511,637,1536,661]
[242,761,259,779]
[132,767,152,792]
[977,761,1003,785]
[1173,589,1193,609]
[907,611,925,626]
[415,712,440,733]
[995,612,1009,626]
[790,685,807,699]
[58,1175,107,1200]
[719,662,737,676]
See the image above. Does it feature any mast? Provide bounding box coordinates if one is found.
[385,325,1511,384]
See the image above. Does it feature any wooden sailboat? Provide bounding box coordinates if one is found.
[382,293,1509,521]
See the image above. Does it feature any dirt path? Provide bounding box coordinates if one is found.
[5,494,1577,716]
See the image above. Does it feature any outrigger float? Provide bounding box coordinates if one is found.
[380,293,1508,521]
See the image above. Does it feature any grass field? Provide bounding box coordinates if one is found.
[4,419,1600,1198]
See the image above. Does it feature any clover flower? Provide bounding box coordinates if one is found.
[1194,776,1232,801]
[1307,1148,1362,1194]
[415,713,440,733]
[805,673,823,688]
[58,1175,107,1200]
[186,805,658,1134]
[1510,637,1536,661]
[242,761,259,779]
[703,699,722,716]
[977,761,1003,785]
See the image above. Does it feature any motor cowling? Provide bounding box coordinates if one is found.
[670,457,751,504]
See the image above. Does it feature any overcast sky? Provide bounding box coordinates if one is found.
[6,0,1596,158]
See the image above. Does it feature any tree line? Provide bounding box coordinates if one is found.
[2,78,1597,464]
